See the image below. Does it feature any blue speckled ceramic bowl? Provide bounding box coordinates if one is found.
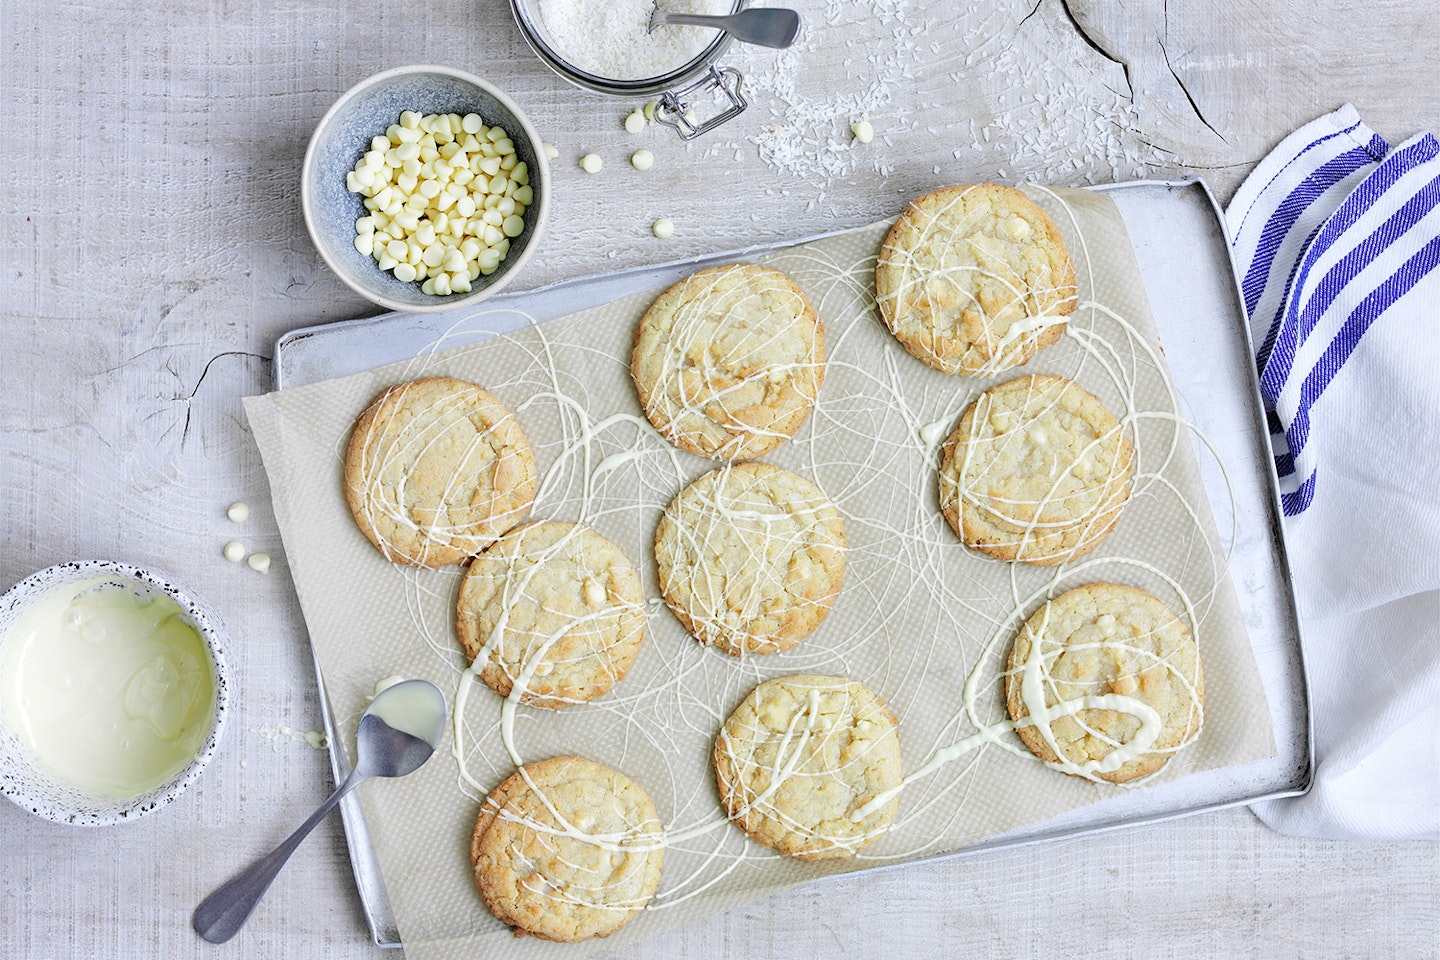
[302,65,550,313]
[0,561,231,826]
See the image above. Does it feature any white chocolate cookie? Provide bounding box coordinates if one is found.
[456,522,647,709]
[1006,583,1204,784]
[939,375,1133,565]
[632,263,825,460]
[654,462,846,656]
[714,675,903,859]
[472,756,665,942]
[876,184,1076,375]
[344,377,537,567]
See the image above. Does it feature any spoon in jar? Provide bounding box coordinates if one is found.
[192,679,447,943]
[647,5,802,49]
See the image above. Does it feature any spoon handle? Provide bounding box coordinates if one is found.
[193,767,365,944]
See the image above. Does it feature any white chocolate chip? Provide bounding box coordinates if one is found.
[1004,215,1032,240]
[579,153,603,173]
[345,111,534,294]
[247,552,272,575]
[1097,613,1118,637]
[227,501,249,523]
[223,541,245,563]
[542,141,559,160]
[851,119,875,144]
[624,109,646,134]
[652,217,674,239]
[760,701,788,729]
[582,578,606,609]
[631,149,654,171]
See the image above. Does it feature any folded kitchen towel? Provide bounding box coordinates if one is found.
[1225,104,1440,840]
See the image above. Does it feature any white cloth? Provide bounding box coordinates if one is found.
[1225,104,1440,840]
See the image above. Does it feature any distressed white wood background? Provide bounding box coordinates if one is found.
[1,0,1437,957]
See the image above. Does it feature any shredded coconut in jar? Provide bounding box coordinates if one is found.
[534,0,732,81]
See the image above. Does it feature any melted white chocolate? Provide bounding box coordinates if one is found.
[0,577,216,799]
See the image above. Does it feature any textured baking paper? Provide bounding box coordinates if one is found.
[245,187,1275,960]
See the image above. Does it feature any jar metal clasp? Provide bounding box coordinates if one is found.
[654,66,747,140]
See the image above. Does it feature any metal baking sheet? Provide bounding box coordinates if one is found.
[273,179,1312,948]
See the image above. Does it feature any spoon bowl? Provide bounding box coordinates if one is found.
[648,6,801,49]
[193,679,446,943]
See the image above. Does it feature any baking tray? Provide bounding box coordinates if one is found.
[273,179,1312,947]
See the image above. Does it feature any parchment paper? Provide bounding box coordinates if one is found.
[244,186,1275,959]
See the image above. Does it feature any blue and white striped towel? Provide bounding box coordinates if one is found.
[1226,105,1440,840]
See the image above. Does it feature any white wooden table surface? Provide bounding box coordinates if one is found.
[2,1,1437,957]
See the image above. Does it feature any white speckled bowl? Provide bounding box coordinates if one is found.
[0,561,231,826]
[301,64,550,313]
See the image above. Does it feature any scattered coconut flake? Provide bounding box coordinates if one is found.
[731,0,1173,200]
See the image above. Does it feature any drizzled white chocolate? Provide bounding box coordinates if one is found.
[1006,583,1202,783]
[457,521,648,708]
[471,755,666,942]
[654,462,847,657]
[344,377,538,567]
[340,186,1238,917]
[632,263,826,460]
[714,675,903,859]
[876,184,1077,376]
[939,374,1134,565]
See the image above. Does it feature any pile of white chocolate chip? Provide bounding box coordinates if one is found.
[346,110,534,296]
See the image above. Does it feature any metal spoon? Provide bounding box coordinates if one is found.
[648,6,801,49]
[192,679,447,944]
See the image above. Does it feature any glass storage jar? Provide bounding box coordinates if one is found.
[508,0,751,139]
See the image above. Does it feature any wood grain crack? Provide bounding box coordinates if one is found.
[175,350,271,446]
[1160,0,1227,142]
[1055,0,1133,99]
[1018,0,1044,30]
